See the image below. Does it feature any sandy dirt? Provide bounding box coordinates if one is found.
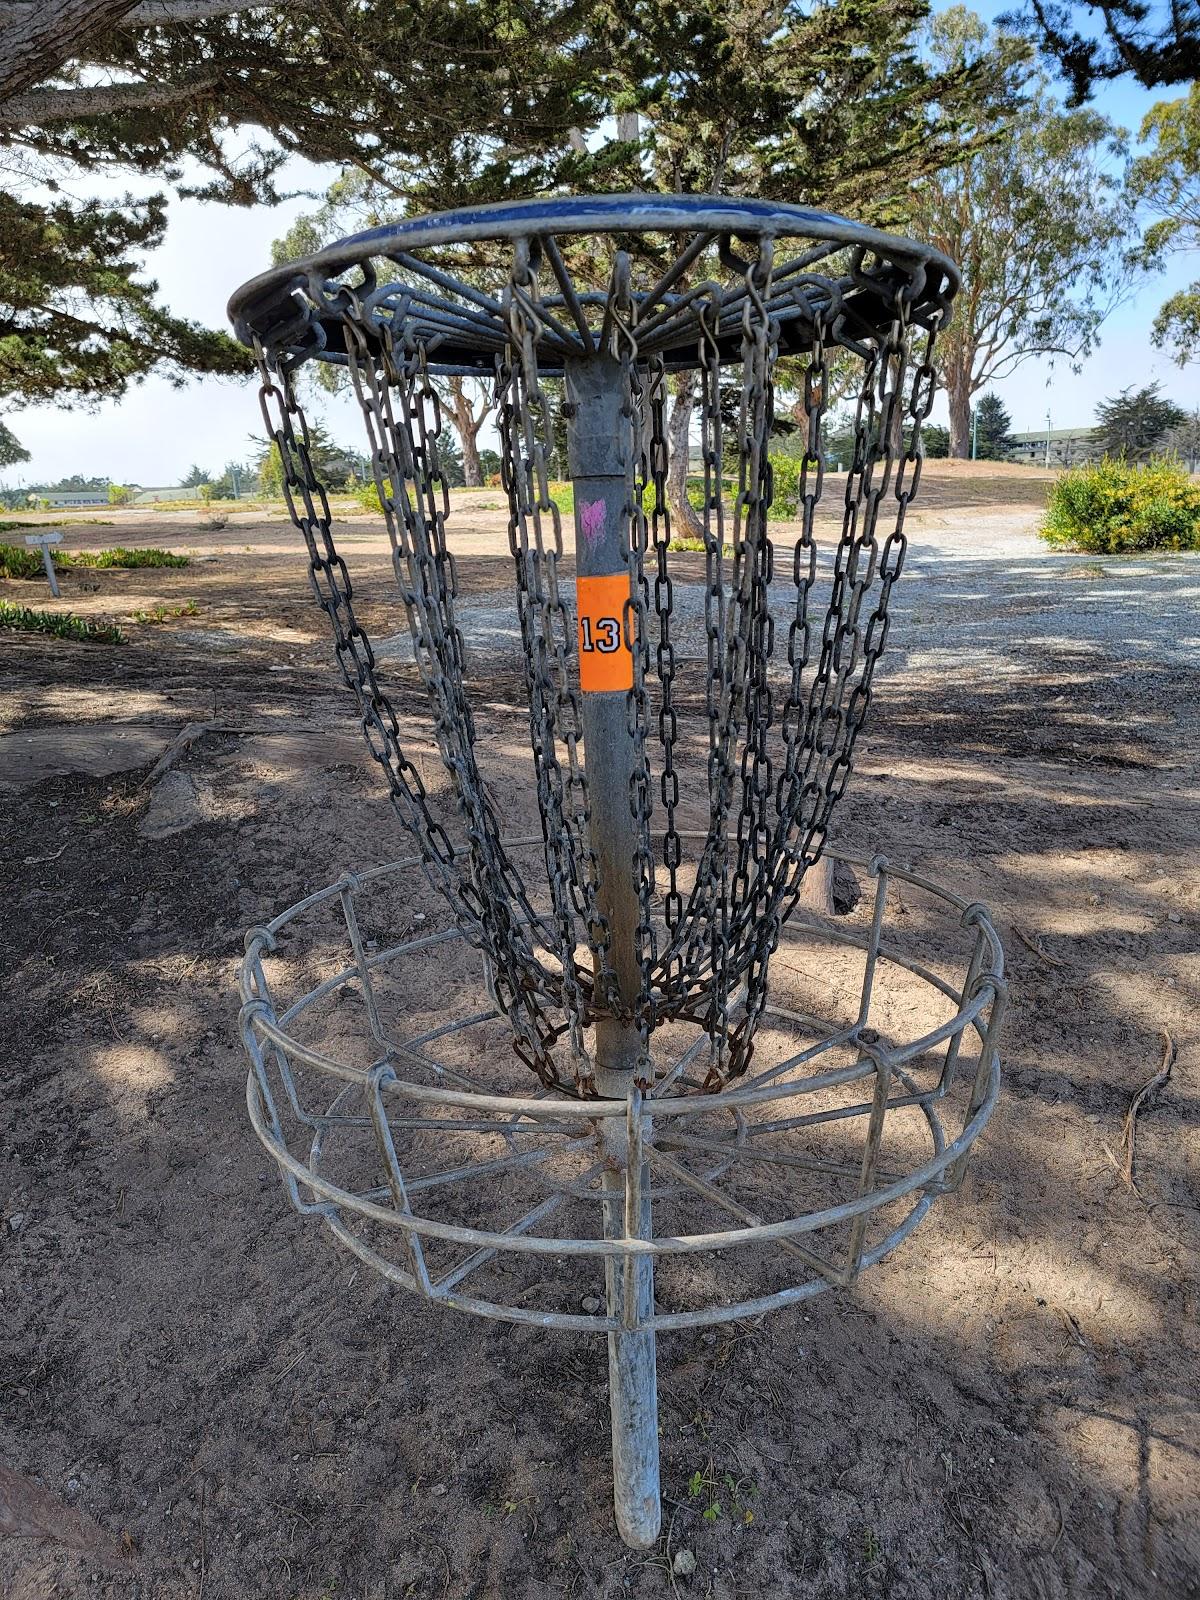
[1,461,1198,1600]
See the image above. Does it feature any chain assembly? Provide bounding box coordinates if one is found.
[240,197,954,1098]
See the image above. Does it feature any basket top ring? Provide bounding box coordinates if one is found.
[228,191,959,377]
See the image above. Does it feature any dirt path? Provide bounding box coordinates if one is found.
[1,468,1197,1600]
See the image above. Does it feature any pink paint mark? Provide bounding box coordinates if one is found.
[580,498,606,546]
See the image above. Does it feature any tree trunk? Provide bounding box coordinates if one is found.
[0,0,141,103]
[460,426,482,488]
[666,372,705,541]
[443,375,490,488]
[946,369,973,459]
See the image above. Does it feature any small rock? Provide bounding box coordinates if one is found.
[1167,911,1181,924]
[8,1212,25,1233]
[430,1482,447,1497]
[673,1549,697,1577]
[581,1295,602,1314]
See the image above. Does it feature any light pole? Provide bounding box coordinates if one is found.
[1045,409,1052,470]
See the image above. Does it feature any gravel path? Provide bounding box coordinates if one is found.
[377,508,1200,680]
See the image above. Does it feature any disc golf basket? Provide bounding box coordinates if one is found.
[231,195,1005,1548]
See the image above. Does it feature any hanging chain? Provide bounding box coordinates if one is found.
[253,232,945,1096]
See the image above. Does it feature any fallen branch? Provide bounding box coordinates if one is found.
[1013,925,1066,969]
[1120,1031,1176,1187]
[140,719,215,788]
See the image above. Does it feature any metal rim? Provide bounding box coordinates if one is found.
[228,190,960,370]
[238,845,1005,1333]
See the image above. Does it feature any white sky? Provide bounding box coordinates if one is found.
[4,19,1196,489]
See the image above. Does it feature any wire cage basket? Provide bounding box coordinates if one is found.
[230,193,1004,1548]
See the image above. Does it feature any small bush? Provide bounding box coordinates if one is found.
[0,542,47,579]
[0,600,125,643]
[1041,457,1200,554]
[769,454,804,519]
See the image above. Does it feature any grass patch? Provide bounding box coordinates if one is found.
[668,536,736,556]
[129,600,199,624]
[0,600,125,644]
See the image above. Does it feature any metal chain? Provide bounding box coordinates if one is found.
[255,233,944,1096]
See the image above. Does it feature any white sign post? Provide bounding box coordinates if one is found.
[24,532,62,598]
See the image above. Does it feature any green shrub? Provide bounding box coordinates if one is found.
[0,600,125,643]
[63,546,188,569]
[769,454,803,518]
[360,477,581,515]
[0,542,46,579]
[1041,457,1200,554]
[1,543,188,577]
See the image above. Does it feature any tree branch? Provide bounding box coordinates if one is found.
[0,0,141,103]
[0,74,220,124]
[0,1,273,24]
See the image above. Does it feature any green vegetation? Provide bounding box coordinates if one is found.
[0,543,189,579]
[0,601,125,644]
[64,547,189,570]
[1003,0,1198,102]
[686,1462,758,1526]
[972,393,1015,460]
[904,8,1133,456]
[0,543,47,579]
[130,601,200,624]
[1092,383,1187,461]
[1129,83,1200,366]
[1041,457,1200,553]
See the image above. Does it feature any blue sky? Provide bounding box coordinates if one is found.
[4,13,1196,489]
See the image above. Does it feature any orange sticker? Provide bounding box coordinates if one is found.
[576,573,633,693]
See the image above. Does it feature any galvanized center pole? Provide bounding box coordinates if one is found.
[565,355,662,1550]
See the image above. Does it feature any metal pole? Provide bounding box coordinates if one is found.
[565,354,662,1550]
[971,404,978,460]
[41,545,60,598]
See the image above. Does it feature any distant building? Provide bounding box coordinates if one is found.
[131,485,201,504]
[1008,427,1099,468]
[40,489,109,507]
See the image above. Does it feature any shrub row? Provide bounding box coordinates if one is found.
[0,543,188,578]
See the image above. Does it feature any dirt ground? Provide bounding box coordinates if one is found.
[2,460,1198,1600]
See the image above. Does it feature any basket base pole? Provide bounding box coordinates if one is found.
[601,1135,661,1550]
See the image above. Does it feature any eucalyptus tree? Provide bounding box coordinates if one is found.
[902,7,1134,457]
[1129,84,1200,366]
